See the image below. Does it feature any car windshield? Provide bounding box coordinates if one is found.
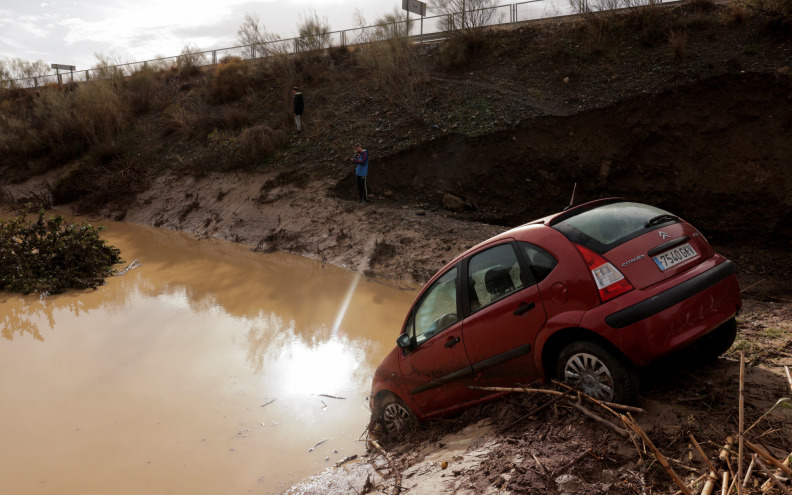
[552,201,677,253]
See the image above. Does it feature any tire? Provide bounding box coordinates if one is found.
[377,394,416,436]
[694,317,738,361]
[556,340,639,404]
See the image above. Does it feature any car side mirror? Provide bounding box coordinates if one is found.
[396,334,412,349]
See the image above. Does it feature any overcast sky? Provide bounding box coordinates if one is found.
[0,0,430,71]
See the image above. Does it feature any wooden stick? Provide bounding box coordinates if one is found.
[673,473,708,495]
[567,399,628,437]
[689,433,719,475]
[740,278,765,293]
[469,385,645,413]
[760,449,792,492]
[552,379,646,414]
[702,473,719,495]
[744,440,792,478]
[497,385,575,432]
[704,437,735,495]
[754,456,792,495]
[622,415,692,495]
[743,454,756,488]
[369,439,402,495]
[738,352,745,495]
[532,453,547,475]
[721,472,729,495]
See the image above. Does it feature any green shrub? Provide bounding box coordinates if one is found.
[0,208,123,294]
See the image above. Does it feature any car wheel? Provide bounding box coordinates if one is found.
[378,394,416,436]
[695,317,738,361]
[556,341,638,404]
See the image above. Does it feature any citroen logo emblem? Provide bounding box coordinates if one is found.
[659,231,670,240]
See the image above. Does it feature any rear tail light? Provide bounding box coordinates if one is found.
[574,244,634,302]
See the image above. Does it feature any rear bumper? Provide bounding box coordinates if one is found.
[605,260,736,329]
[581,257,742,367]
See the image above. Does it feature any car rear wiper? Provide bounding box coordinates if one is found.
[644,214,679,228]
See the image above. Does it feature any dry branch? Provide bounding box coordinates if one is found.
[567,399,629,437]
[754,456,792,495]
[369,439,402,495]
[743,454,756,489]
[622,414,693,495]
[469,385,646,413]
[689,433,718,475]
[702,436,733,495]
[744,440,792,478]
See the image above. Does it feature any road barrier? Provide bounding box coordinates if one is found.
[1,0,673,89]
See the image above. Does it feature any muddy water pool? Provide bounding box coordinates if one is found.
[0,216,417,494]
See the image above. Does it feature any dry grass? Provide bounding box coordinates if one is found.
[211,57,250,103]
[239,124,288,165]
[667,29,689,59]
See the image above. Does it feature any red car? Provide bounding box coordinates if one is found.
[370,199,741,433]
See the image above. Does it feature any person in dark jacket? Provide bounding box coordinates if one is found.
[351,143,369,203]
[292,87,304,133]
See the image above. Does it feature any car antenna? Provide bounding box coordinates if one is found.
[563,183,577,211]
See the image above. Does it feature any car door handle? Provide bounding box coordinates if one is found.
[445,337,461,348]
[513,302,535,316]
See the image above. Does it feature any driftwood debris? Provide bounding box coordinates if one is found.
[567,399,629,437]
[622,414,693,495]
[369,439,402,495]
[468,385,646,413]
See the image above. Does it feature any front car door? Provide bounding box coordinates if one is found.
[396,266,482,414]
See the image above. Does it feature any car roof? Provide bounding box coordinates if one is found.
[433,197,628,279]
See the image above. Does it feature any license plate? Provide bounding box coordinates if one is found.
[652,243,698,271]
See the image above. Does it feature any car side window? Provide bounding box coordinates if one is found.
[467,244,526,312]
[408,267,458,346]
[518,242,557,282]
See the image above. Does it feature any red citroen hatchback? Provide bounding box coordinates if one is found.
[370,199,741,433]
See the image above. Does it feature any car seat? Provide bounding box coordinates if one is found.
[484,267,515,298]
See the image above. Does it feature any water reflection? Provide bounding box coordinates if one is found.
[0,214,417,495]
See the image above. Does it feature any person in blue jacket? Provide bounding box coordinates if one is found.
[351,143,369,203]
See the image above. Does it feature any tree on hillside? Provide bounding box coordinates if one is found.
[237,13,284,59]
[296,10,332,52]
[431,0,498,33]
[0,57,51,84]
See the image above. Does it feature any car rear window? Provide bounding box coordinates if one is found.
[552,201,678,253]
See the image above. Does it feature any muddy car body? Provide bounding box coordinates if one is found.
[370,198,742,433]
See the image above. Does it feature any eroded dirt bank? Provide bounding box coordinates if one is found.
[5,72,791,300]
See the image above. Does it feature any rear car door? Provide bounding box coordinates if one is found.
[460,241,549,385]
[396,266,481,413]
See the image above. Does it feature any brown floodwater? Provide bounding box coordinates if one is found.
[0,215,418,494]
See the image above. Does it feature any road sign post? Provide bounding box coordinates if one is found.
[51,64,76,86]
[402,0,427,43]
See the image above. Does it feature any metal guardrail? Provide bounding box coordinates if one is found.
[0,0,651,89]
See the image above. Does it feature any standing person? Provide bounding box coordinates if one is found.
[351,143,369,204]
[292,87,304,134]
